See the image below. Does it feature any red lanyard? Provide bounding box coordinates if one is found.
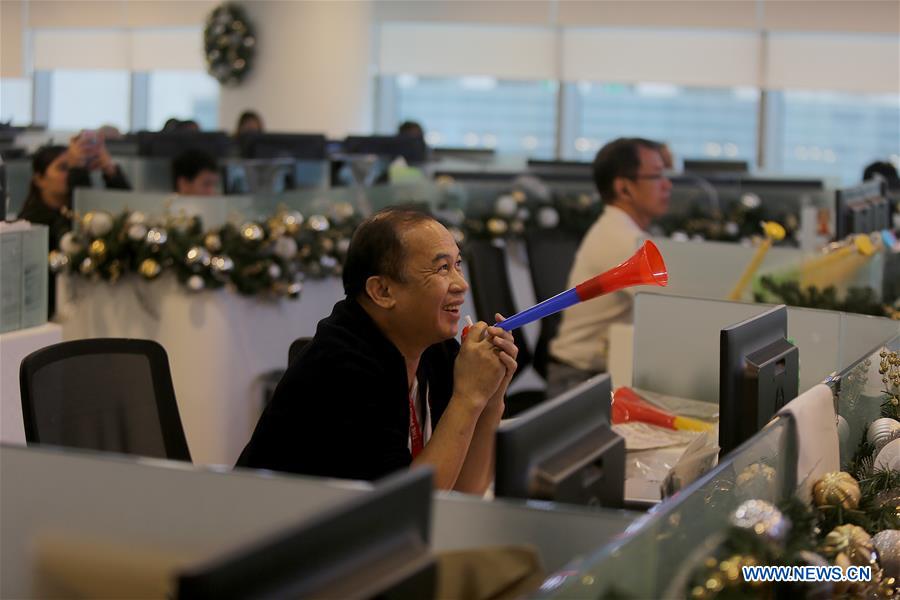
[409,386,424,459]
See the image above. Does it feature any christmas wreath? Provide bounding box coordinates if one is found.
[204,3,256,86]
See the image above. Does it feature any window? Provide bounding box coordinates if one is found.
[146,70,220,132]
[379,75,558,159]
[47,70,130,131]
[0,78,32,125]
[563,82,760,166]
[767,90,900,184]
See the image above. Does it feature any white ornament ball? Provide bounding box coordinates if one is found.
[494,194,518,218]
[537,206,559,229]
[671,231,689,242]
[127,223,148,242]
[59,231,83,254]
[336,238,351,256]
[867,418,900,450]
[268,263,282,279]
[126,211,147,226]
[83,211,113,237]
[836,415,850,447]
[874,438,900,472]
[873,530,900,580]
[273,236,298,261]
[724,222,740,237]
[187,275,205,292]
[691,234,706,242]
[517,207,530,221]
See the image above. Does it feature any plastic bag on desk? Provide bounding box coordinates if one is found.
[661,429,720,497]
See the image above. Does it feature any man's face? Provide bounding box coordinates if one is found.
[620,146,672,222]
[177,170,220,196]
[389,220,468,348]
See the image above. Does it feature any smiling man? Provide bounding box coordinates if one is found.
[237,208,517,494]
[547,138,672,397]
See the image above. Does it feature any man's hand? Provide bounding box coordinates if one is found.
[452,321,506,415]
[485,313,518,411]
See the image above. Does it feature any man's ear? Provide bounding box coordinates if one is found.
[364,275,396,309]
[613,176,631,201]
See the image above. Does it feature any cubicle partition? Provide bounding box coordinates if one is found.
[535,415,798,598]
[1,444,636,598]
[644,235,886,303]
[630,293,899,403]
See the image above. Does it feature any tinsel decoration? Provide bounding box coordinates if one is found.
[460,189,601,242]
[204,3,256,86]
[754,275,895,318]
[656,199,797,244]
[51,207,359,299]
[882,350,900,420]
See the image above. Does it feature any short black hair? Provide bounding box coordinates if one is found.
[237,110,263,129]
[342,207,435,299]
[397,120,424,139]
[863,161,900,188]
[172,149,218,188]
[592,137,663,203]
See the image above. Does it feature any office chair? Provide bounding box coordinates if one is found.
[19,338,191,462]
[464,239,545,417]
[523,230,580,379]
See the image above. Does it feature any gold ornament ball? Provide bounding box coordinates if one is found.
[240,222,264,243]
[813,471,861,510]
[88,239,107,260]
[139,258,162,280]
[486,218,508,236]
[79,257,95,275]
[281,210,303,235]
[204,233,222,252]
[307,215,330,232]
[823,524,875,563]
[48,251,69,272]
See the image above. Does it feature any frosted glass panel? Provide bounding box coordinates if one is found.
[632,293,768,402]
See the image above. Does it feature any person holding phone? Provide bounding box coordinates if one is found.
[19,130,131,249]
[19,131,132,316]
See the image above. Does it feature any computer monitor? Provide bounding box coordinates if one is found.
[176,468,435,600]
[237,133,327,160]
[495,374,625,508]
[341,135,428,165]
[683,159,750,175]
[136,131,233,159]
[835,179,890,240]
[719,305,799,456]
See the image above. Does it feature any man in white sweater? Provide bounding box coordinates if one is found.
[547,138,672,397]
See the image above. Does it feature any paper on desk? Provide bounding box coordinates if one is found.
[612,421,702,451]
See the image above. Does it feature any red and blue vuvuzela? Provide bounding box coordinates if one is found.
[496,240,669,332]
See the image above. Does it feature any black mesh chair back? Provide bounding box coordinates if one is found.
[19,338,191,462]
[288,337,313,367]
[523,230,581,379]
[464,240,533,379]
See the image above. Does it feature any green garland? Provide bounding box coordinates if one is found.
[754,275,898,319]
[51,206,359,299]
[204,3,256,86]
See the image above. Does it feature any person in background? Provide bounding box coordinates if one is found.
[863,161,900,188]
[19,131,131,250]
[397,120,424,140]
[179,119,200,133]
[97,124,123,141]
[238,207,518,494]
[18,132,131,317]
[172,149,220,196]
[547,138,672,397]
[162,118,182,133]
[235,110,264,136]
